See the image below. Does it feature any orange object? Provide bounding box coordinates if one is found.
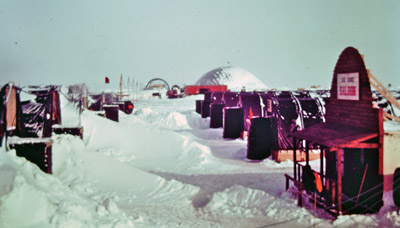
[249,107,253,119]
[315,172,323,193]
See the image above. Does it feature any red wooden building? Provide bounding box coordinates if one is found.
[286,47,384,215]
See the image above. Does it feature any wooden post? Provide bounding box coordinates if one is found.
[378,108,384,175]
[298,165,301,181]
[83,86,88,109]
[102,92,105,109]
[305,141,310,166]
[368,70,400,111]
[356,163,369,205]
[120,74,123,100]
[298,188,303,207]
[332,182,336,207]
[320,147,324,181]
[286,177,289,190]
[337,148,343,213]
[127,77,130,96]
[384,112,400,122]
[293,137,297,180]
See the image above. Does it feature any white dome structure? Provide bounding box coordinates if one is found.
[196,66,268,92]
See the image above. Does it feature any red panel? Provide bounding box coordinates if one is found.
[184,85,228,95]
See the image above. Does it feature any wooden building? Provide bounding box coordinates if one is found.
[286,47,384,215]
[1,84,59,174]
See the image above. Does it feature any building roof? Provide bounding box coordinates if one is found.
[292,122,378,149]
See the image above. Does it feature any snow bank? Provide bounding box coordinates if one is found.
[0,148,134,228]
[52,134,199,204]
[134,107,191,130]
[80,98,239,174]
[206,185,315,224]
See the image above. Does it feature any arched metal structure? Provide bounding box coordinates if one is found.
[171,85,180,91]
[145,78,170,91]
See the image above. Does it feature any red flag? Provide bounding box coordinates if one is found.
[105,77,110,84]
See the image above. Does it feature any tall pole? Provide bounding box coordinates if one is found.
[293,137,297,180]
[127,77,130,97]
[120,74,123,100]
[132,78,136,100]
[83,85,87,109]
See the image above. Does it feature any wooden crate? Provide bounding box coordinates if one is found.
[8,137,53,174]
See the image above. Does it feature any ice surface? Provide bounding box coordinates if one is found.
[0,92,398,227]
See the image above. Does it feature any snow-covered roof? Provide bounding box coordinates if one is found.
[196,66,268,92]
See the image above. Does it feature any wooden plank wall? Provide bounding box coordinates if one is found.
[6,87,17,130]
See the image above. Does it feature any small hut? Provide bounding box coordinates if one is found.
[21,86,62,137]
[286,47,384,215]
[0,84,54,174]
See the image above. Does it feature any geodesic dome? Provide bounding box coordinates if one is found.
[196,66,268,92]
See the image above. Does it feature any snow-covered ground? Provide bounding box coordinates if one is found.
[1,93,399,227]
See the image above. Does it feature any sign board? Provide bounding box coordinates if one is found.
[337,72,359,100]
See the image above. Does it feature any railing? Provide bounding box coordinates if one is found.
[286,162,339,214]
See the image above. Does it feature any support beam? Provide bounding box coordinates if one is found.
[305,141,310,166]
[102,92,105,110]
[384,112,400,122]
[332,143,379,150]
[320,147,324,182]
[293,137,297,180]
[379,108,384,175]
[368,70,400,112]
[83,88,88,110]
[383,115,390,121]
[337,148,343,213]
[120,74,123,100]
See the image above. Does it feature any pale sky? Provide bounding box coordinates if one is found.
[1,0,399,91]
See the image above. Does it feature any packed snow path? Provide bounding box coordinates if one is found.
[1,94,399,227]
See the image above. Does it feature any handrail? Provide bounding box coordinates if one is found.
[292,162,339,210]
